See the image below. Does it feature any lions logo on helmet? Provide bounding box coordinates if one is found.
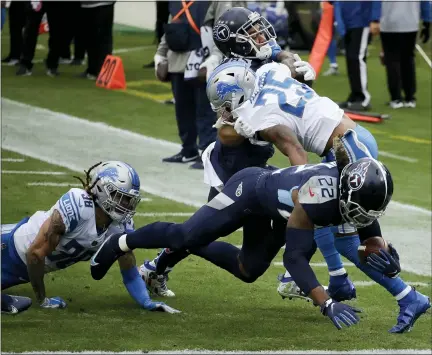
[216,82,243,100]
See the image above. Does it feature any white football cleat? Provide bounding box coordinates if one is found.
[139,260,175,298]
[277,272,312,302]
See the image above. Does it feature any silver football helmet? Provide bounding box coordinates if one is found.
[90,161,141,223]
[206,61,257,120]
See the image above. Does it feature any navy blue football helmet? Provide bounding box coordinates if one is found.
[339,158,394,228]
[213,7,276,59]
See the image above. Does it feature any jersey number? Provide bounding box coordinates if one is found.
[47,239,94,269]
[254,70,314,119]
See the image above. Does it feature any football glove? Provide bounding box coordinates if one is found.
[293,54,316,81]
[234,117,255,138]
[420,22,430,44]
[320,298,361,330]
[40,296,67,309]
[144,301,181,314]
[366,243,401,278]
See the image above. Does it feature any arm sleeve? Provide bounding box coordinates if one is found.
[357,220,382,243]
[53,189,87,233]
[121,267,152,308]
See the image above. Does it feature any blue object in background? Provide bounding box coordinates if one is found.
[1,8,6,30]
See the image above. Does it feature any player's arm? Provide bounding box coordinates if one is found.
[284,191,361,329]
[26,209,64,304]
[358,220,401,278]
[118,251,180,313]
[259,125,308,166]
[217,125,245,146]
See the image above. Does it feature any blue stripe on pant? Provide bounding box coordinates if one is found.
[317,124,378,275]
[2,218,30,290]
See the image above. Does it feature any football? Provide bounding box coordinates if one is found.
[357,237,390,264]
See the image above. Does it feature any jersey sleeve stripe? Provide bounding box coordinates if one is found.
[69,193,81,221]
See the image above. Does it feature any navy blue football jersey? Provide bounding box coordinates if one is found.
[257,162,342,227]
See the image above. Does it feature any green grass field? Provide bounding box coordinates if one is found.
[1,27,431,352]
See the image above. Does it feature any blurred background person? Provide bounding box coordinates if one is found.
[154,1,233,169]
[144,1,169,69]
[80,1,115,79]
[334,1,381,111]
[2,0,26,66]
[16,1,67,77]
[378,0,431,109]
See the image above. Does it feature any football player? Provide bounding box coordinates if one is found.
[88,155,426,331]
[1,161,179,315]
[205,59,431,333]
[140,7,349,303]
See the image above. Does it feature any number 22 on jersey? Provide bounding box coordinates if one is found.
[253,70,315,119]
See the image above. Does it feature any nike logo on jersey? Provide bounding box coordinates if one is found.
[309,187,315,197]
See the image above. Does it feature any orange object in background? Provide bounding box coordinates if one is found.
[96,55,126,90]
[308,2,334,78]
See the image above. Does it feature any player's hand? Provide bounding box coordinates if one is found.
[420,22,430,44]
[320,298,361,330]
[366,244,401,278]
[234,117,255,138]
[293,54,316,81]
[144,301,181,314]
[40,296,67,309]
[269,39,282,61]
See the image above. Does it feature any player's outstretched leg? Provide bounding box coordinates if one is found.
[1,294,32,315]
[314,227,356,302]
[335,234,431,333]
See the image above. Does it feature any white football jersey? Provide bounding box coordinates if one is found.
[13,188,134,273]
[233,62,344,156]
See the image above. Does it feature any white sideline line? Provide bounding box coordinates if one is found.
[1,158,25,162]
[379,151,418,163]
[353,280,429,287]
[2,98,431,276]
[416,44,432,68]
[2,170,67,175]
[5,350,432,354]
[113,45,154,54]
[135,212,193,217]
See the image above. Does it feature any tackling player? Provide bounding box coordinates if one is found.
[1,161,178,315]
[206,59,431,333]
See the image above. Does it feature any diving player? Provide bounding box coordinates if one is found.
[1,161,179,315]
[205,59,431,333]
[88,155,428,332]
[139,7,346,302]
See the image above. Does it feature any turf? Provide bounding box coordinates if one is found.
[1,27,431,352]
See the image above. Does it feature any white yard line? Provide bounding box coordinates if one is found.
[1,158,25,162]
[379,151,418,163]
[2,98,431,276]
[113,45,154,54]
[27,182,82,187]
[2,170,67,175]
[273,261,356,267]
[135,212,194,217]
[4,350,431,355]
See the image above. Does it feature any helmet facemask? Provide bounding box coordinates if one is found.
[338,162,388,228]
[99,181,141,223]
[234,12,276,59]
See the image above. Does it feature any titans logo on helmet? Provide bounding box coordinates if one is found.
[216,82,243,100]
[348,161,371,191]
[213,23,231,42]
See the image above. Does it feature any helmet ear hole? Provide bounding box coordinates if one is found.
[97,186,103,192]
[238,96,245,105]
